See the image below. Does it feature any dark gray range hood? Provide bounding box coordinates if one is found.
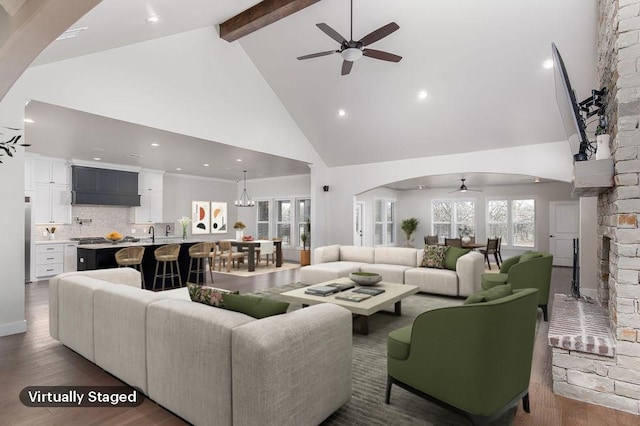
[71,165,141,206]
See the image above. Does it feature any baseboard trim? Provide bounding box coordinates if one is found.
[0,319,27,337]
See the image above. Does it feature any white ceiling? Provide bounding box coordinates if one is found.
[25,0,597,184]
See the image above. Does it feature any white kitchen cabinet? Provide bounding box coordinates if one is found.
[133,170,164,223]
[35,243,64,278]
[64,242,78,272]
[32,158,71,224]
[34,159,69,185]
[35,182,71,224]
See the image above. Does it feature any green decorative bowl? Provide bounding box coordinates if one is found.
[349,272,382,286]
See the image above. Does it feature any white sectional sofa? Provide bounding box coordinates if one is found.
[300,245,484,297]
[49,268,352,426]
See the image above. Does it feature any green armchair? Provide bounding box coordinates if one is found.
[481,251,553,321]
[386,288,539,425]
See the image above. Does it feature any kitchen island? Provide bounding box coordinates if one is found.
[77,240,205,290]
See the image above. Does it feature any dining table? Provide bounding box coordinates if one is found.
[223,239,283,272]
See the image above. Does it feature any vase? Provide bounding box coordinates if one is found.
[48,233,55,240]
[236,230,244,241]
[182,226,188,240]
[596,134,611,160]
[461,236,471,244]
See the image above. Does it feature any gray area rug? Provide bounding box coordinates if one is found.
[257,284,520,425]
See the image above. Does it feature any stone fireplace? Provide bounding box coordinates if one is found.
[549,0,640,415]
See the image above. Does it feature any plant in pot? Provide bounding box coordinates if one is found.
[300,220,311,266]
[400,217,419,247]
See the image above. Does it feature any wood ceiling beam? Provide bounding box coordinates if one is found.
[219,0,321,42]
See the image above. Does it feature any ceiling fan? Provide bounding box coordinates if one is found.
[296,0,402,76]
[449,179,482,193]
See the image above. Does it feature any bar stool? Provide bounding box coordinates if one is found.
[115,246,145,288]
[153,244,182,291]
[187,242,215,284]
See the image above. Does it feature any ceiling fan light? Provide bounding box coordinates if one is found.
[341,47,363,62]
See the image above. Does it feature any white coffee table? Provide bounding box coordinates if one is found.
[280,278,419,335]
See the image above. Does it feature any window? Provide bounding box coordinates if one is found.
[487,198,535,247]
[296,198,311,247]
[275,199,291,245]
[431,199,476,238]
[256,200,270,239]
[374,198,396,245]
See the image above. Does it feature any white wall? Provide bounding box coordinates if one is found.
[163,174,237,241]
[0,149,26,336]
[395,181,574,257]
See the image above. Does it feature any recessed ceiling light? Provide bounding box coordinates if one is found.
[93,157,101,161]
[56,27,88,41]
[533,177,541,183]
[338,109,346,117]
[204,163,210,167]
[146,15,159,23]
[24,118,34,123]
[417,90,428,100]
[236,158,242,162]
[150,143,159,147]
[176,168,182,171]
[542,59,554,69]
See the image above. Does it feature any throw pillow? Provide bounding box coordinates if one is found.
[187,282,238,308]
[222,294,289,319]
[443,246,471,271]
[520,251,543,263]
[463,283,513,305]
[421,245,448,269]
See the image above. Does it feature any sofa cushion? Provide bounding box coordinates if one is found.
[314,245,341,263]
[520,251,543,263]
[421,245,447,269]
[404,268,458,296]
[388,325,412,361]
[481,272,508,290]
[222,294,289,319]
[443,247,471,271]
[374,247,418,267]
[340,246,375,263]
[464,284,513,305]
[361,264,411,284]
[187,282,238,307]
[300,261,365,284]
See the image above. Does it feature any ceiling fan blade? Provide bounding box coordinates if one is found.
[363,49,402,62]
[359,22,399,46]
[316,23,347,45]
[341,60,354,76]
[297,50,338,60]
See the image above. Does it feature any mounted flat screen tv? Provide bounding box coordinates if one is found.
[552,42,589,161]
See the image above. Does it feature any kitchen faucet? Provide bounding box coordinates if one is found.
[165,224,171,237]
[149,226,155,243]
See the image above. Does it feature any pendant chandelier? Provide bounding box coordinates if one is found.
[235,170,255,207]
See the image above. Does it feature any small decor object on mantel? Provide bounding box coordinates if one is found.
[177,216,190,240]
[234,221,246,241]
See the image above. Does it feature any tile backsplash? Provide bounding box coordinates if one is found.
[35,205,174,241]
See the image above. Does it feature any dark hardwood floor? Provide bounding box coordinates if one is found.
[0,267,638,425]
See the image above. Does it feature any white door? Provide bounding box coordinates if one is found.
[354,202,364,246]
[549,201,579,267]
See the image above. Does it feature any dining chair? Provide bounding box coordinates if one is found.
[256,240,274,265]
[479,238,500,270]
[218,241,247,272]
[496,236,503,263]
[444,238,462,248]
[424,235,439,245]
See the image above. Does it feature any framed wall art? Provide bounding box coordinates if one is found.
[191,201,210,234]
[210,202,228,234]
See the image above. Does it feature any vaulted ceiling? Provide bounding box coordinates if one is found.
[24,0,597,180]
